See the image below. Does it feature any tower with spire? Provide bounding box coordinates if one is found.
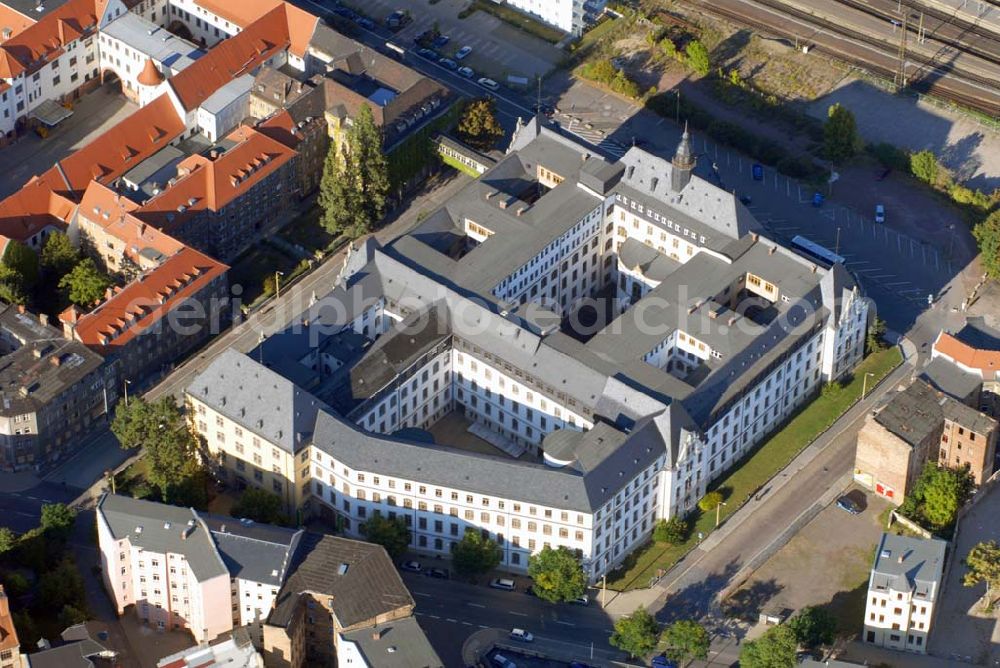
[670,121,696,193]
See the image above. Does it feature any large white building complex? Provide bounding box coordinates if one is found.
[502,0,607,36]
[187,120,870,582]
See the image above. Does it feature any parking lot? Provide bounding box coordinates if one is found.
[340,0,563,80]
[0,85,136,198]
[725,487,890,635]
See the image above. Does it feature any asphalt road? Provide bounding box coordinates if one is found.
[399,572,625,667]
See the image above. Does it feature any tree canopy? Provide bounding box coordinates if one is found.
[59,258,111,306]
[319,104,388,238]
[973,210,1000,280]
[609,607,660,659]
[40,503,77,539]
[909,149,940,185]
[451,529,501,576]
[232,488,285,525]
[527,545,587,603]
[111,396,202,501]
[361,514,411,560]
[823,103,860,163]
[739,623,798,668]
[685,40,711,76]
[698,491,724,513]
[963,540,1000,606]
[0,241,38,303]
[457,98,504,151]
[660,619,710,663]
[788,606,837,648]
[653,516,688,544]
[900,463,974,531]
[40,231,79,277]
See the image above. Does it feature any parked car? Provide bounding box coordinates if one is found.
[455,45,473,60]
[493,654,518,668]
[531,102,554,117]
[432,34,451,48]
[399,560,422,572]
[457,66,475,78]
[836,491,865,515]
[417,48,437,60]
[875,204,886,223]
[438,57,458,71]
[355,16,375,29]
[652,656,678,668]
[385,10,410,30]
[477,77,499,91]
[490,577,516,591]
[334,7,356,18]
[509,628,534,642]
[424,568,449,579]
[570,594,589,606]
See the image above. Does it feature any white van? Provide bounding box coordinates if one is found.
[490,577,516,591]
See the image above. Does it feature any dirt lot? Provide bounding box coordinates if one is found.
[725,487,891,636]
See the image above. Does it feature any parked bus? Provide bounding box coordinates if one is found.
[790,234,845,267]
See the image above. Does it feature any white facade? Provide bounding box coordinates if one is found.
[503,0,606,35]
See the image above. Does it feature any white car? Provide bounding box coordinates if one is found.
[457,66,475,78]
[509,628,534,642]
[477,77,499,91]
[399,560,421,573]
[874,204,886,223]
[455,45,473,60]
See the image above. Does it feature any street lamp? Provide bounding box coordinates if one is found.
[123,379,131,407]
[715,500,728,528]
[274,271,285,300]
[861,372,876,400]
[948,224,956,263]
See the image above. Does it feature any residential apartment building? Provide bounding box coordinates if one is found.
[189,120,869,582]
[0,586,20,668]
[864,532,946,654]
[854,379,998,502]
[0,302,112,471]
[932,318,1000,417]
[97,494,439,667]
[502,0,606,36]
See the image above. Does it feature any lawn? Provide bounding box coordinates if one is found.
[278,205,342,256]
[466,0,566,44]
[229,244,303,308]
[441,153,482,178]
[606,345,904,590]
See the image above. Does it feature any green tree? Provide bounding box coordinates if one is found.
[973,210,1000,280]
[653,516,688,544]
[12,611,38,649]
[910,149,939,185]
[2,240,38,289]
[319,106,387,238]
[527,546,587,603]
[38,558,86,612]
[0,263,26,304]
[963,540,1000,607]
[698,491,724,513]
[58,604,89,628]
[40,231,79,276]
[609,607,660,659]
[40,503,76,538]
[457,98,505,151]
[823,103,860,163]
[361,514,411,560]
[111,396,201,500]
[59,258,111,306]
[451,529,501,576]
[901,463,974,531]
[739,624,798,668]
[232,487,284,525]
[3,572,29,596]
[685,40,711,76]
[867,314,887,353]
[0,527,15,555]
[660,619,710,663]
[788,606,837,648]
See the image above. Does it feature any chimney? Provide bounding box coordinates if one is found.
[32,347,42,359]
[372,628,383,640]
[39,313,48,327]
[897,555,904,564]
[50,355,61,368]
[768,245,776,255]
[17,304,25,314]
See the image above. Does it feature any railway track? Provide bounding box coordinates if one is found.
[695,0,1000,115]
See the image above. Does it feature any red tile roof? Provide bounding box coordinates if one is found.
[51,93,184,194]
[67,245,227,349]
[193,0,317,58]
[0,0,100,78]
[257,109,302,148]
[934,331,1000,377]
[79,181,183,262]
[0,5,36,43]
[168,5,291,111]
[0,586,17,654]
[137,125,296,231]
[0,174,76,242]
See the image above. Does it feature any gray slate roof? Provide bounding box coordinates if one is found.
[268,533,413,629]
[871,532,947,602]
[201,513,302,587]
[188,348,330,453]
[96,494,228,582]
[341,616,442,668]
[920,356,984,402]
[875,379,996,447]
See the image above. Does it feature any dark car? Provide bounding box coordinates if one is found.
[333,7,356,18]
[417,48,437,60]
[651,656,678,668]
[531,103,554,117]
[836,490,866,515]
[432,34,450,49]
[355,16,375,29]
[424,568,449,579]
[438,57,458,71]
